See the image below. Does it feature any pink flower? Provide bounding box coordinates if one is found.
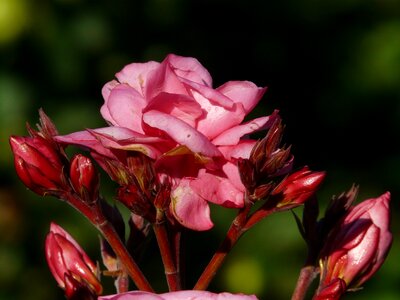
[317,192,392,295]
[56,54,277,230]
[99,290,258,300]
[45,222,102,298]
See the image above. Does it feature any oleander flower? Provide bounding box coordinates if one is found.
[56,54,278,230]
[316,192,392,297]
[99,290,258,300]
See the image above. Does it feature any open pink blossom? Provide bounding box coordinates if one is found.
[99,290,258,300]
[56,54,277,230]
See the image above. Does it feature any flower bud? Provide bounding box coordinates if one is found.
[313,278,346,300]
[271,166,326,208]
[70,154,99,203]
[318,192,392,291]
[9,135,66,195]
[45,223,102,298]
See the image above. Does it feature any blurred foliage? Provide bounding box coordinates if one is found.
[0,0,399,299]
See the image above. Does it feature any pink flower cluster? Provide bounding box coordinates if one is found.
[56,54,277,230]
[8,53,393,300]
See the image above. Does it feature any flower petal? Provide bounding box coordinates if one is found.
[191,171,244,208]
[217,81,267,114]
[218,140,257,160]
[102,84,147,132]
[212,112,278,146]
[115,60,160,95]
[145,92,203,128]
[165,53,213,87]
[170,179,213,231]
[55,130,117,159]
[143,110,221,157]
[145,58,189,100]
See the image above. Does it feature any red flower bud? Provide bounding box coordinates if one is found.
[70,154,99,202]
[9,135,66,195]
[318,192,392,291]
[45,223,102,298]
[271,166,326,208]
[313,278,346,300]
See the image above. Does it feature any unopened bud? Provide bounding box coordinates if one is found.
[9,135,66,195]
[313,278,346,300]
[271,166,326,208]
[318,192,392,290]
[45,223,102,298]
[70,154,99,203]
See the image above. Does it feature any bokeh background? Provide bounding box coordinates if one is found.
[0,0,399,299]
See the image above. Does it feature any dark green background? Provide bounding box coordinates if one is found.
[1,0,399,299]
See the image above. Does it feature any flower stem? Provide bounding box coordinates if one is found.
[62,192,154,292]
[153,220,181,291]
[98,219,154,291]
[291,265,318,300]
[193,206,250,290]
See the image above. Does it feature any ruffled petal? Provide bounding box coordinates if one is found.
[191,171,244,208]
[87,128,164,159]
[217,81,267,114]
[143,110,221,157]
[218,140,257,160]
[212,112,278,146]
[222,161,246,193]
[101,80,119,124]
[115,60,160,96]
[165,53,213,87]
[55,130,117,159]
[145,92,203,128]
[103,84,147,132]
[170,179,213,231]
[145,58,188,100]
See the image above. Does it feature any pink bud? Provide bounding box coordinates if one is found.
[45,223,102,297]
[70,154,99,202]
[318,192,392,290]
[271,166,326,208]
[9,136,65,195]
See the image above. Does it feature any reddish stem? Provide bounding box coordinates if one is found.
[62,192,154,292]
[291,265,318,300]
[193,206,250,290]
[153,218,181,291]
